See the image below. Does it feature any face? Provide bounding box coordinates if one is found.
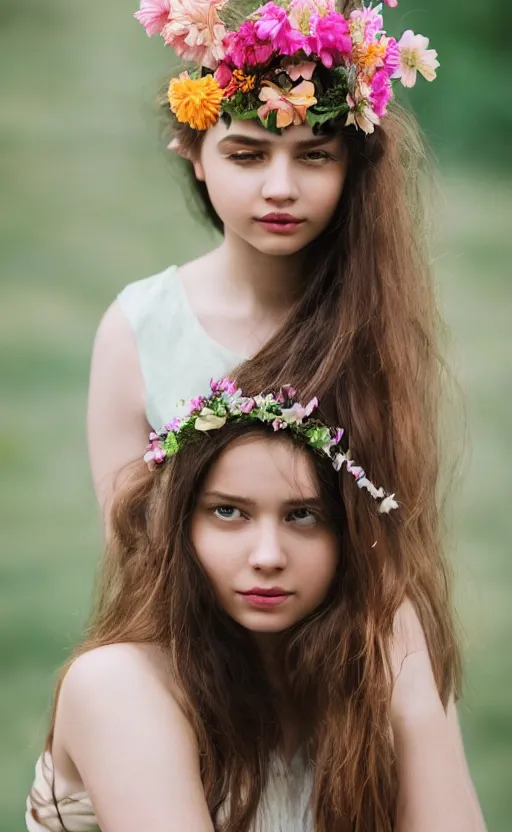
[192,119,348,257]
[190,435,339,636]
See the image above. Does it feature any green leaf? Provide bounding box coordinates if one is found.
[306,102,349,127]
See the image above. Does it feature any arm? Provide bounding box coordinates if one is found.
[390,602,486,832]
[87,301,150,530]
[55,644,215,832]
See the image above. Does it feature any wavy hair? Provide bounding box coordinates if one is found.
[46,416,459,831]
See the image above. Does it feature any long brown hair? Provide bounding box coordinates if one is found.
[154,53,461,825]
[162,84,461,680]
[47,415,458,830]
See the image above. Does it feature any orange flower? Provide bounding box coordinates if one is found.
[352,40,387,78]
[223,69,257,99]
[168,72,223,131]
[258,80,317,129]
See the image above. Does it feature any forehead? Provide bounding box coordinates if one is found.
[205,117,340,149]
[201,435,320,500]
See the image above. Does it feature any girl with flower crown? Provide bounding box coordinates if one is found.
[27,383,485,830]
[78,4,485,828]
[88,0,441,527]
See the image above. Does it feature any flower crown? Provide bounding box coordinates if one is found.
[135,0,438,135]
[144,378,398,513]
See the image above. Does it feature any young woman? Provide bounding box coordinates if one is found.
[88,0,443,568]
[27,381,485,831]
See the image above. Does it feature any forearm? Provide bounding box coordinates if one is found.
[393,702,486,832]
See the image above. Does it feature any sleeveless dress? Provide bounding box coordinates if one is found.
[26,749,315,831]
[117,265,247,431]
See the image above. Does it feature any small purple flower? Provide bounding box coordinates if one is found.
[304,396,319,416]
[333,427,344,444]
[164,417,181,432]
[277,384,297,403]
[143,436,166,469]
[346,460,365,480]
[220,378,238,396]
[272,418,287,431]
[187,395,206,415]
[240,398,255,413]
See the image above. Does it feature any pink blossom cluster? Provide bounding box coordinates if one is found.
[134,0,227,69]
[134,0,438,136]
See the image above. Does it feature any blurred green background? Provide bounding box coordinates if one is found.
[1,1,510,828]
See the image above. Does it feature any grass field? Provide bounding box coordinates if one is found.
[1,2,511,829]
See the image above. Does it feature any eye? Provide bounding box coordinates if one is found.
[301,150,334,164]
[227,151,264,164]
[287,508,318,526]
[213,505,243,521]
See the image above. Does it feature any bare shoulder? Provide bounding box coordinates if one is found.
[88,299,149,516]
[92,299,140,369]
[59,642,179,708]
[54,644,214,830]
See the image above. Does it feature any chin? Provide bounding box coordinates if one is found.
[247,235,312,258]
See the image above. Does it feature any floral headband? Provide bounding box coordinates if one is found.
[134,0,438,135]
[144,377,398,513]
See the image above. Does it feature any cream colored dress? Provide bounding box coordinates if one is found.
[117,265,247,431]
[26,749,315,831]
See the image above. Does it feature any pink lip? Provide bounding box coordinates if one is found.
[242,587,291,596]
[237,587,293,609]
[258,213,303,224]
[256,213,305,235]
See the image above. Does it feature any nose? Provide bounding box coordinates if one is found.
[248,520,287,572]
[261,155,299,204]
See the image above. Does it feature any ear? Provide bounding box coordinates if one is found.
[167,137,191,160]
[192,159,205,181]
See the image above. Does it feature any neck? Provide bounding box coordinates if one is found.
[212,233,304,316]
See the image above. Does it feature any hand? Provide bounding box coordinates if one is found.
[389,600,444,727]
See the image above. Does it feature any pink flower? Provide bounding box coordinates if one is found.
[254,3,307,56]
[382,35,400,76]
[309,12,352,69]
[258,80,317,129]
[279,395,318,424]
[144,434,166,469]
[282,59,316,81]
[349,6,383,46]
[164,417,181,431]
[239,398,255,414]
[346,459,365,480]
[289,0,334,36]
[276,383,298,403]
[161,0,227,69]
[210,377,238,394]
[224,21,274,68]
[370,68,392,117]
[272,418,287,431]
[346,83,380,134]
[134,0,170,37]
[393,30,439,88]
[383,0,398,6]
[214,61,233,87]
[187,395,206,414]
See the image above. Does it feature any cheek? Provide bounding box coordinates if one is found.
[191,523,241,591]
[298,541,338,599]
[309,169,346,217]
[205,166,254,217]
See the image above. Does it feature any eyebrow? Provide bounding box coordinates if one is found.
[217,134,337,151]
[201,491,324,509]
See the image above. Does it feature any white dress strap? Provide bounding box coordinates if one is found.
[117,265,243,430]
